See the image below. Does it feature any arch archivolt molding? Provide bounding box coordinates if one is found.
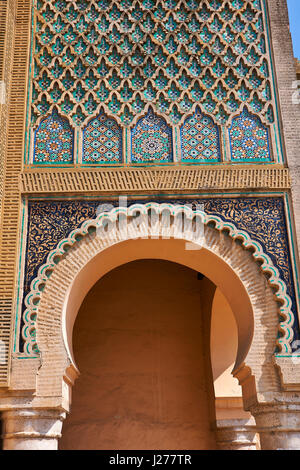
[21,203,294,371]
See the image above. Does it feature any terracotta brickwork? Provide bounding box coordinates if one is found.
[0,0,31,385]
[0,0,8,215]
[20,166,291,193]
[0,0,10,384]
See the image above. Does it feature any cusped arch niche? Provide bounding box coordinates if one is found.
[22,204,294,398]
[82,110,122,164]
[33,107,74,164]
[131,108,173,164]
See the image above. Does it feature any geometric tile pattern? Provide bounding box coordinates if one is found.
[181,108,221,162]
[83,112,122,164]
[131,108,173,163]
[32,0,274,126]
[33,108,73,164]
[229,106,271,162]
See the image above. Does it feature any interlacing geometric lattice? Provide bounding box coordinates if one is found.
[33,108,74,163]
[32,0,274,127]
[131,108,173,163]
[180,107,221,162]
[83,112,122,163]
[229,106,270,162]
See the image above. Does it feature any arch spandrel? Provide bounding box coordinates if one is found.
[17,203,297,403]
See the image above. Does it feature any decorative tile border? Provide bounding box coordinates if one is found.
[20,167,291,193]
[21,201,295,356]
[18,196,299,356]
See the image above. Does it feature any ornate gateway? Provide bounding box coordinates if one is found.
[0,0,300,451]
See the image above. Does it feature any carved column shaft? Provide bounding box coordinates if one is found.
[1,409,66,450]
[216,420,259,450]
[251,404,300,450]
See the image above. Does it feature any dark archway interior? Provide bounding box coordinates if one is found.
[59,259,217,450]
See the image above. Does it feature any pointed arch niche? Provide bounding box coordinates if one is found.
[180,107,221,163]
[29,106,276,166]
[229,107,272,163]
[82,111,122,165]
[33,108,74,165]
[131,108,173,164]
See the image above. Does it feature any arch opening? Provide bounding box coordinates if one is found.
[34,208,282,417]
[62,238,254,375]
[60,258,244,450]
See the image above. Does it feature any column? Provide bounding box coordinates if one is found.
[216,419,259,450]
[251,403,300,450]
[1,408,66,450]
